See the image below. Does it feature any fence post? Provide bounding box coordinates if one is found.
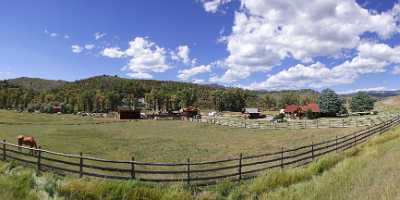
[131,156,136,179]
[335,136,338,153]
[316,119,319,128]
[37,146,42,173]
[238,153,243,182]
[342,119,345,127]
[354,134,357,147]
[2,140,6,161]
[311,142,314,161]
[329,120,331,128]
[187,158,191,186]
[304,120,307,129]
[79,152,83,178]
[280,147,284,170]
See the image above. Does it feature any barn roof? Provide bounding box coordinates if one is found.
[284,103,320,113]
[284,105,301,113]
[302,103,320,113]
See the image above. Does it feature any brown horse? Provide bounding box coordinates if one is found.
[17,135,38,154]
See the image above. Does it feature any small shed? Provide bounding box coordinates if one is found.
[243,108,261,119]
[118,107,141,120]
[52,105,62,113]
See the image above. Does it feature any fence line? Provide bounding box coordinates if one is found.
[0,114,399,186]
[203,113,398,130]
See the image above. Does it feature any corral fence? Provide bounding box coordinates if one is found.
[1,114,400,187]
[204,113,399,130]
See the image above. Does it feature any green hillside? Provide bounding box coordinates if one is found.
[8,77,67,92]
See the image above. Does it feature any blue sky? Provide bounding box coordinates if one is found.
[0,0,399,93]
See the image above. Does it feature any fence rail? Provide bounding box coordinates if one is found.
[204,113,398,130]
[1,114,400,186]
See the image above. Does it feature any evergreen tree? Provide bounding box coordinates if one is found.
[317,89,344,117]
[350,92,375,112]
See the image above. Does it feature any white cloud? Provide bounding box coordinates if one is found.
[178,64,211,80]
[245,41,400,90]
[64,35,70,39]
[192,79,206,84]
[215,0,400,83]
[393,66,400,75]
[44,29,60,37]
[201,0,232,13]
[102,37,171,77]
[102,47,125,58]
[172,45,192,64]
[127,72,153,79]
[94,32,107,40]
[84,44,95,50]
[71,45,83,53]
[124,37,170,74]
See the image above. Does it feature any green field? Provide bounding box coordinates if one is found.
[0,110,362,163]
[1,120,399,200]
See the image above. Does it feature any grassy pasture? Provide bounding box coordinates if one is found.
[0,110,362,163]
[375,96,400,112]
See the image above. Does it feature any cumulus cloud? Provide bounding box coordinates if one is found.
[172,45,192,64]
[94,32,107,40]
[215,0,400,83]
[71,45,83,53]
[102,37,171,78]
[84,44,95,50]
[102,47,125,58]
[201,0,232,13]
[177,64,211,80]
[245,41,400,90]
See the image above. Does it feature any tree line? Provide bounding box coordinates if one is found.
[0,76,376,115]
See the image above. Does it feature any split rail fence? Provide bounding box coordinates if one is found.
[1,114,400,187]
[205,113,398,130]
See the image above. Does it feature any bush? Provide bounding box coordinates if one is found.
[273,113,285,121]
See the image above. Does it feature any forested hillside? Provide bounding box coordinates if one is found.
[0,75,320,113]
[8,77,67,92]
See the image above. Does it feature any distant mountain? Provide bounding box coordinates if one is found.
[343,90,400,99]
[364,90,400,98]
[7,77,68,92]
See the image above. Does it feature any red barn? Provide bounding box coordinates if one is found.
[284,103,320,118]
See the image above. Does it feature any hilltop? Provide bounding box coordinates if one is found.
[7,77,68,92]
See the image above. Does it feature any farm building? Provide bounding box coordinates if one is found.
[52,105,62,113]
[284,103,320,118]
[117,107,142,120]
[242,108,262,119]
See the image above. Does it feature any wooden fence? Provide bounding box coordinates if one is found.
[1,114,399,187]
[204,113,398,130]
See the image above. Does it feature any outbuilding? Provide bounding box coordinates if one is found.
[243,108,262,119]
[117,107,141,120]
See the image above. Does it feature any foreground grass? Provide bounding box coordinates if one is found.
[0,110,360,163]
[1,125,400,200]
